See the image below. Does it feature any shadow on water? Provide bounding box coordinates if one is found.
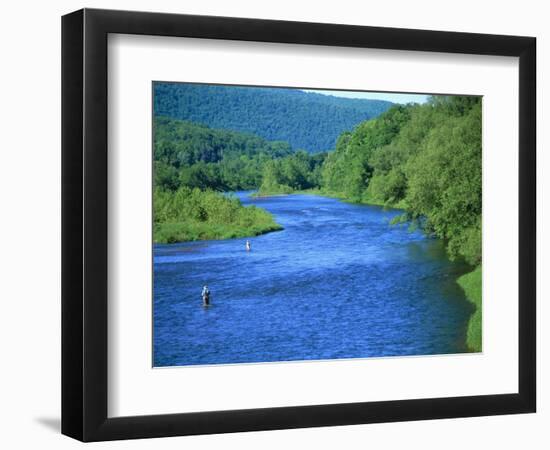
[154,192,476,366]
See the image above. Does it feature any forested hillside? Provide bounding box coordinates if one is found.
[153,83,393,152]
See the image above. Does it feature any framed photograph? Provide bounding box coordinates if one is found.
[61,8,536,441]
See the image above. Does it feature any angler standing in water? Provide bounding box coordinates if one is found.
[245,240,251,252]
[201,285,210,307]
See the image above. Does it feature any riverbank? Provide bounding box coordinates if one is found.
[253,186,295,197]
[457,266,482,352]
[254,188,407,210]
[154,220,283,244]
[154,187,283,243]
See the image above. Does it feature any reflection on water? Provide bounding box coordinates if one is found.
[154,193,472,367]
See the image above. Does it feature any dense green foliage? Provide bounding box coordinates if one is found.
[154,117,293,191]
[457,266,482,352]
[258,151,327,195]
[153,187,282,243]
[154,83,393,152]
[322,105,412,201]
[320,96,482,266]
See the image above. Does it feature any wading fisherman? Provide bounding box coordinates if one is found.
[201,285,210,307]
[245,240,251,252]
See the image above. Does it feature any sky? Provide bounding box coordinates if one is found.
[302,89,429,104]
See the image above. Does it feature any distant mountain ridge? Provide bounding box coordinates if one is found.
[153,83,394,152]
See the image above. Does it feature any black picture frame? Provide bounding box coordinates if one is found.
[62,8,536,442]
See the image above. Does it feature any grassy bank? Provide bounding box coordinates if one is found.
[316,189,408,209]
[254,185,295,197]
[154,187,283,244]
[154,220,282,243]
[256,187,407,210]
[457,266,482,352]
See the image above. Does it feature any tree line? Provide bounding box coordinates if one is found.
[154,116,294,191]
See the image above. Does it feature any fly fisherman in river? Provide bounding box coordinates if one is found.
[201,285,210,307]
[246,240,251,252]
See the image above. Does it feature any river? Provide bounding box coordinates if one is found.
[153,192,473,367]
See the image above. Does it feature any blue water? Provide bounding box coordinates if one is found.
[153,193,473,367]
